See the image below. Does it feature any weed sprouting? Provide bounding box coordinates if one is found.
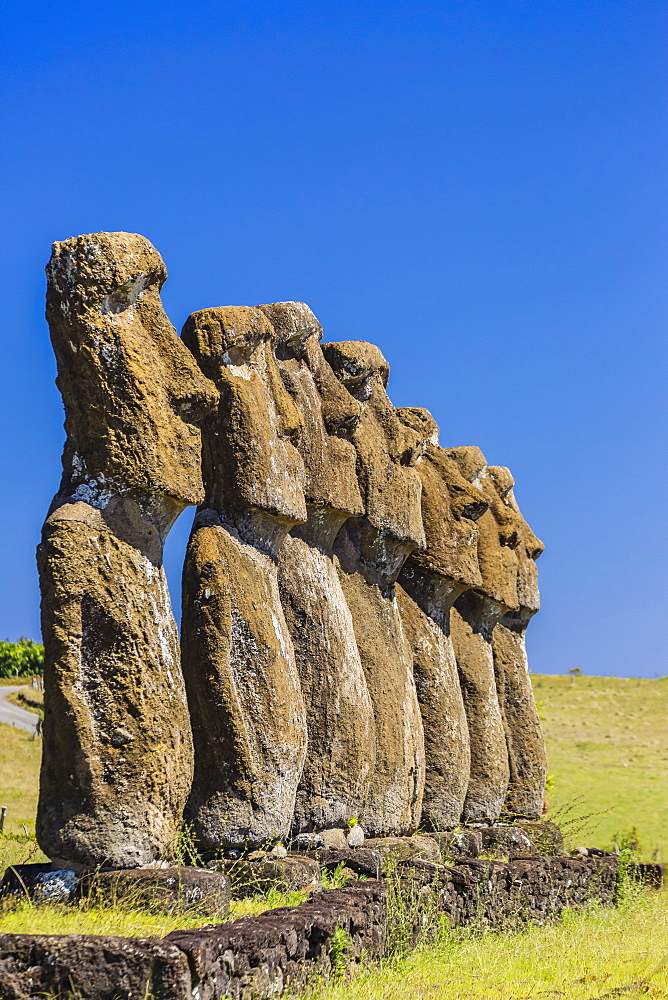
[321,862,349,890]
[329,926,353,976]
[169,820,203,868]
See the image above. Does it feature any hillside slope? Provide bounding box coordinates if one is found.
[532,674,667,859]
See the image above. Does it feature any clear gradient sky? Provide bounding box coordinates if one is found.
[1,1,665,677]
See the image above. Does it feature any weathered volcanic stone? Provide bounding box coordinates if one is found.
[486,466,547,818]
[444,446,514,823]
[0,933,193,1000]
[259,302,375,832]
[514,819,563,855]
[37,232,218,868]
[216,855,321,898]
[396,407,488,830]
[322,341,426,837]
[429,829,483,860]
[364,835,442,866]
[478,824,536,857]
[450,593,509,822]
[306,848,383,880]
[78,866,232,917]
[181,306,308,851]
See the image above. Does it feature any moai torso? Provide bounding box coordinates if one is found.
[260,302,375,832]
[322,341,426,836]
[485,467,547,818]
[180,306,308,851]
[257,302,375,834]
[37,232,218,868]
[395,407,488,830]
[445,446,516,822]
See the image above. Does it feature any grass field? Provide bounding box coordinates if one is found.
[0,724,43,838]
[532,674,668,860]
[306,888,668,1000]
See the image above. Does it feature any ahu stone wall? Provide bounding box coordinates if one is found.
[37,231,548,867]
[0,857,620,1000]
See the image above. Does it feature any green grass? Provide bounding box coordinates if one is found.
[304,889,668,1000]
[0,888,310,938]
[532,674,668,859]
[0,722,43,837]
[0,898,214,938]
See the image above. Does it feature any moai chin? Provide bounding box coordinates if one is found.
[322,341,427,837]
[445,446,518,822]
[485,466,547,818]
[395,407,489,830]
[37,232,218,868]
[181,306,309,851]
[257,302,376,834]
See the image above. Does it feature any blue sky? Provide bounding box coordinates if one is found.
[1,1,665,676]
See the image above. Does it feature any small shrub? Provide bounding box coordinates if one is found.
[383,860,448,960]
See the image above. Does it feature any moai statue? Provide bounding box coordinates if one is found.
[395,408,488,830]
[444,446,517,822]
[257,303,376,834]
[181,306,309,851]
[321,341,427,836]
[485,466,547,818]
[37,233,218,868]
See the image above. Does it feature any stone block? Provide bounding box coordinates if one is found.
[215,855,321,898]
[428,829,483,860]
[78,866,231,917]
[479,825,536,857]
[306,848,383,880]
[364,835,442,866]
[0,933,192,1000]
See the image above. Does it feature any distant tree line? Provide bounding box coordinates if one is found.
[0,638,44,677]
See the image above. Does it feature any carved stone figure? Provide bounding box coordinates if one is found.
[37,232,218,868]
[445,446,516,822]
[395,407,488,830]
[180,306,308,851]
[486,467,547,818]
[258,302,376,833]
[322,341,427,836]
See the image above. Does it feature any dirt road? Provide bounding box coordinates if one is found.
[0,686,39,734]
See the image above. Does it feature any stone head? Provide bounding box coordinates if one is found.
[396,409,487,590]
[487,466,544,615]
[444,446,520,609]
[181,306,307,533]
[256,302,363,522]
[46,232,219,513]
[321,341,425,555]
